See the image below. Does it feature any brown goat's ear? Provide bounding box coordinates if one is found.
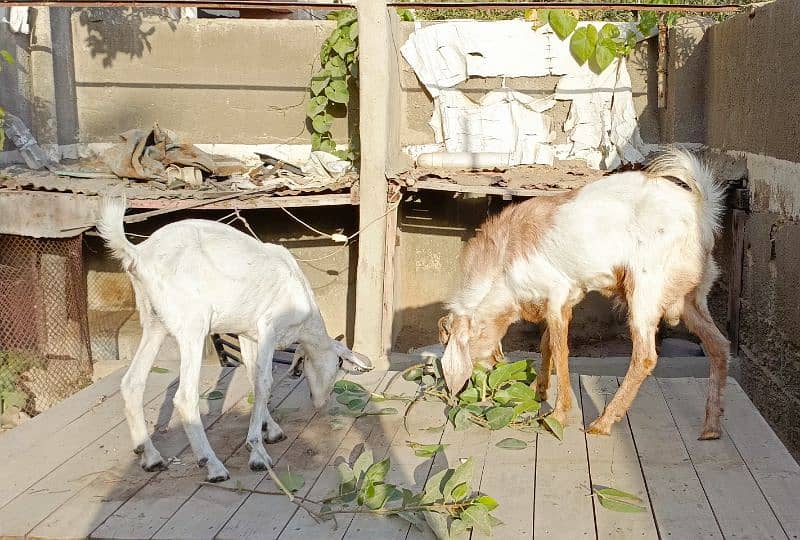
[438,314,452,345]
[441,317,472,395]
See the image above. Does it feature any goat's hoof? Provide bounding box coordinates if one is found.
[698,429,721,440]
[141,459,167,472]
[265,431,286,444]
[207,472,230,483]
[249,459,269,472]
[585,419,611,436]
[133,444,144,455]
[198,457,208,467]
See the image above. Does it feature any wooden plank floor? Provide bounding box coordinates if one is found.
[1,368,798,540]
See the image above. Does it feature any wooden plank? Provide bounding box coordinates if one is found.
[727,209,746,355]
[407,179,570,199]
[471,426,536,540]
[381,204,399,355]
[658,378,786,539]
[182,369,388,540]
[0,368,124,463]
[90,365,301,539]
[625,378,722,539]
[30,366,258,539]
[0,366,234,538]
[127,193,357,210]
[339,374,446,540]
[581,376,658,539]
[534,374,594,539]
[694,378,800,538]
[0,368,178,510]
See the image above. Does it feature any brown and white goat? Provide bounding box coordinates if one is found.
[438,149,730,440]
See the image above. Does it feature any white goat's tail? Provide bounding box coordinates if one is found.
[647,148,725,246]
[96,197,137,270]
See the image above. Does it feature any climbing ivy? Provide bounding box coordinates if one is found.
[529,8,659,74]
[0,49,15,149]
[307,11,358,161]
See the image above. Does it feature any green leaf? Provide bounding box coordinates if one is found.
[474,495,499,511]
[247,392,255,405]
[325,56,348,78]
[548,9,578,40]
[493,389,511,405]
[407,441,448,458]
[0,390,27,410]
[0,50,13,65]
[459,386,480,404]
[310,72,330,96]
[593,39,618,72]
[471,366,488,390]
[150,366,169,374]
[421,468,448,504]
[423,423,446,433]
[364,483,396,510]
[595,487,643,502]
[597,493,648,513]
[203,390,224,400]
[505,382,537,403]
[346,398,366,411]
[421,374,436,387]
[423,511,450,539]
[453,407,474,431]
[513,399,541,416]
[600,23,620,40]
[638,12,659,37]
[306,95,329,119]
[487,360,527,389]
[333,36,357,58]
[485,407,515,430]
[451,482,470,502]
[325,79,349,104]
[363,407,399,416]
[334,10,357,27]
[363,458,390,487]
[348,21,359,40]
[312,113,334,134]
[542,415,564,440]
[318,138,337,154]
[461,503,492,535]
[278,468,305,493]
[336,462,355,485]
[398,511,427,531]
[496,437,528,450]
[334,380,367,394]
[352,449,373,480]
[570,26,597,65]
[450,518,468,537]
[443,457,474,502]
[402,367,424,381]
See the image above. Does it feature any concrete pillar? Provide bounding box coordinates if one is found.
[353,0,390,369]
[29,7,58,147]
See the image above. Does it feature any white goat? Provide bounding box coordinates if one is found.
[96,199,372,481]
[439,149,730,440]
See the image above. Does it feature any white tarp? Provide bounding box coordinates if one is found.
[401,20,652,169]
[0,7,30,34]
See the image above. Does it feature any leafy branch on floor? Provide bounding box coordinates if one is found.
[403,357,564,440]
[306,10,359,161]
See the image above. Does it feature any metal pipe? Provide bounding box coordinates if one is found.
[387,2,741,13]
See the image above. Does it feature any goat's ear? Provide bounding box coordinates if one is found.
[438,314,452,345]
[289,345,305,377]
[331,340,373,372]
[441,317,472,395]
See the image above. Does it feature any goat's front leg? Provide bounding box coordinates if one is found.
[246,332,277,471]
[546,307,572,425]
[587,312,658,436]
[175,331,229,482]
[240,336,285,444]
[535,326,552,402]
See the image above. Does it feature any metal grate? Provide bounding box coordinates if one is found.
[0,234,92,416]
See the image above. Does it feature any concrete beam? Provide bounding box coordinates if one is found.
[352,0,390,368]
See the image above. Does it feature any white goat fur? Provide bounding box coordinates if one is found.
[441,149,730,439]
[96,200,371,481]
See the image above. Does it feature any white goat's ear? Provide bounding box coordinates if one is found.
[438,314,452,345]
[332,340,373,372]
[441,318,472,394]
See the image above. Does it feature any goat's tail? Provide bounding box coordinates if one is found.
[96,196,138,271]
[647,148,725,245]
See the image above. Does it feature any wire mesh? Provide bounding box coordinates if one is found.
[0,234,92,416]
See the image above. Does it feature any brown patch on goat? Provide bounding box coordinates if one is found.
[520,301,547,324]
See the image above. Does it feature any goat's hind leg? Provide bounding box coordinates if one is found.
[174,324,229,482]
[246,330,278,471]
[546,307,573,426]
[682,297,730,440]
[535,327,552,402]
[122,319,167,471]
[240,336,285,444]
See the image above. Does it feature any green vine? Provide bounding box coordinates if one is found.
[307,11,359,161]
[530,8,659,74]
[0,350,40,414]
[0,49,15,149]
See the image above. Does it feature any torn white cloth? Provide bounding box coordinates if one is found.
[401,20,651,169]
[1,7,30,34]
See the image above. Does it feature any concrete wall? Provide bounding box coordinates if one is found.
[666,0,800,458]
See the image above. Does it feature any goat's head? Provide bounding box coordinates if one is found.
[438,311,510,395]
[301,339,372,409]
